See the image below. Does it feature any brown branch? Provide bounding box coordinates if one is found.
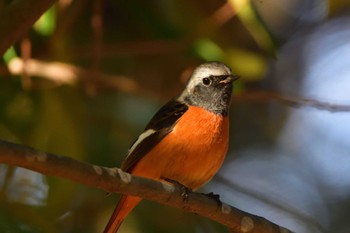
[90,0,104,70]
[0,139,294,233]
[6,57,144,94]
[235,90,350,112]
[0,0,56,56]
[209,1,237,27]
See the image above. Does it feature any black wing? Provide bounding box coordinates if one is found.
[121,100,188,172]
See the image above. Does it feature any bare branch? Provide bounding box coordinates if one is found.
[235,90,350,112]
[0,0,56,56]
[7,58,143,94]
[0,140,294,233]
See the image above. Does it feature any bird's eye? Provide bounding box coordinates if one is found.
[202,77,211,86]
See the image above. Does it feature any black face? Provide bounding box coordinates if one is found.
[183,74,233,116]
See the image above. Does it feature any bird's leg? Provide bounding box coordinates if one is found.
[162,177,192,202]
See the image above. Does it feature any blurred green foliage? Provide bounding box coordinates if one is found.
[33,5,56,36]
[3,46,17,64]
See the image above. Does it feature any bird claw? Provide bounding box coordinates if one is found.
[162,177,192,202]
[203,192,222,209]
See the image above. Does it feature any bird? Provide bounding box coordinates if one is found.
[103,61,237,233]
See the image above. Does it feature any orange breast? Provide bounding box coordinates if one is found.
[131,106,229,190]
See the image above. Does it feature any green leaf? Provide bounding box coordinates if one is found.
[33,5,56,36]
[3,47,17,64]
[227,48,266,81]
[193,38,225,61]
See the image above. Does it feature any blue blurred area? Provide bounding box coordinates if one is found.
[210,15,350,233]
[6,168,48,206]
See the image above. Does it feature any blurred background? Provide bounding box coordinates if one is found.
[1,0,350,232]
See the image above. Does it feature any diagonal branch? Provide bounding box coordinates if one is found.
[0,139,294,233]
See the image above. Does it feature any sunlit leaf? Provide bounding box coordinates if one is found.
[229,0,275,53]
[193,38,225,61]
[3,47,17,64]
[227,48,266,81]
[33,5,56,36]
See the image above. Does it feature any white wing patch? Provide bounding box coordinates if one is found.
[126,129,156,158]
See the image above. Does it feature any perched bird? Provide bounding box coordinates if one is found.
[104,61,237,233]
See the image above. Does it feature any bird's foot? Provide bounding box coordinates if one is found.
[203,192,222,209]
[162,177,192,202]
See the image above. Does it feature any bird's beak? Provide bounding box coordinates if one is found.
[219,74,239,84]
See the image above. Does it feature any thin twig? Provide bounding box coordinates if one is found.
[20,37,32,89]
[235,90,350,112]
[90,0,104,70]
[0,139,294,233]
[6,57,143,94]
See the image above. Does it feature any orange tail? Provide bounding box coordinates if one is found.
[103,195,142,233]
